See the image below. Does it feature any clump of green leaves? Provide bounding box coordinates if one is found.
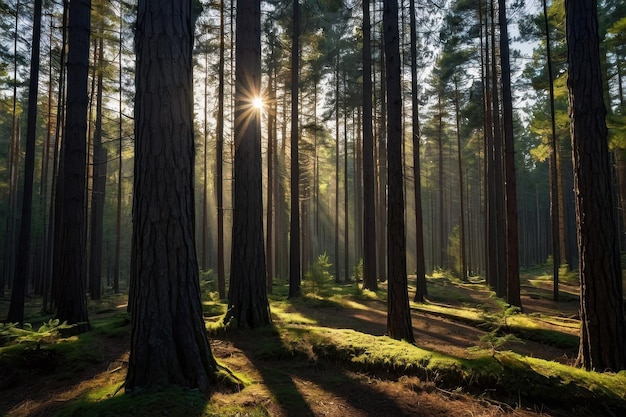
[0,319,75,346]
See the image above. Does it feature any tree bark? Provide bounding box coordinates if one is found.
[88,34,106,301]
[127,0,218,393]
[384,0,414,343]
[52,0,91,329]
[226,0,271,327]
[566,0,626,372]
[498,0,521,308]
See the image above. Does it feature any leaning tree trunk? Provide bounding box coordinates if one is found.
[566,0,626,372]
[384,0,414,343]
[126,0,218,393]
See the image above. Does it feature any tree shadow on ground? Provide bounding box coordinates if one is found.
[228,325,462,417]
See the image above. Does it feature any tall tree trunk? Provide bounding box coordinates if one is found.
[566,0,626,372]
[226,0,271,327]
[266,36,276,295]
[289,0,301,298]
[2,0,21,297]
[52,0,91,329]
[542,0,560,301]
[113,2,123,294]
[216,0,226,299]
[377,9,388,282]
[362,0,377,290]
[498,0,521,308]
[344,82,350,283]
[7,0,43,324]
[490,0,506,298]
[335,59,341,283]
[454,77,467,282]
[409,0,426,301]
[88,34,106,301]
[384,0,414,343]
[127,0,218,393]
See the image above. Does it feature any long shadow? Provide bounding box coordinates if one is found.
[229,324,455,417]
[230,325,316,416]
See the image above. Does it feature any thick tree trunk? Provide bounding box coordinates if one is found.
[226,0,271,327]
[384,0,414,343]
[566,0,626,372]
[127,0,218,393]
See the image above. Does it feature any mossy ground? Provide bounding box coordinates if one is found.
[1,271,625,416]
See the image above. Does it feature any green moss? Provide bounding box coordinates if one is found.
[54,386,208,417]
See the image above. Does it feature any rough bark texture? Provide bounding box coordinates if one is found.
[384,0,414,343]
[52,0,91,329]
[226,0,271,327]
[566,0,626,372]
[127,0,218,393]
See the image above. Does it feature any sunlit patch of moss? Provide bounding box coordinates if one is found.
[202,301,227,318]
[275,325,625,410]
[270,302,318,325]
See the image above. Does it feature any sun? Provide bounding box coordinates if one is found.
[252,96,264,110]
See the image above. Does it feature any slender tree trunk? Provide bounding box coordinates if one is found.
[113,3,123,294]
[216,0,226,299]
[266,39,276,295]
[7,0,43,324]
[335,59,341,283]
[289,0,301,298]
[566,0,626,372]
[498,0,521,308]
[490,0,506,298]
[362,0,377,290]
[384,0,414,343]
[409,0,426,301]
[453,77,467,282]
[2,0,21,297]
[542,0,560,301]
[344,80,350,283]
[88,34,106,301]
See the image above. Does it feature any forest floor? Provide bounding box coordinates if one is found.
[1,267,625,417]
